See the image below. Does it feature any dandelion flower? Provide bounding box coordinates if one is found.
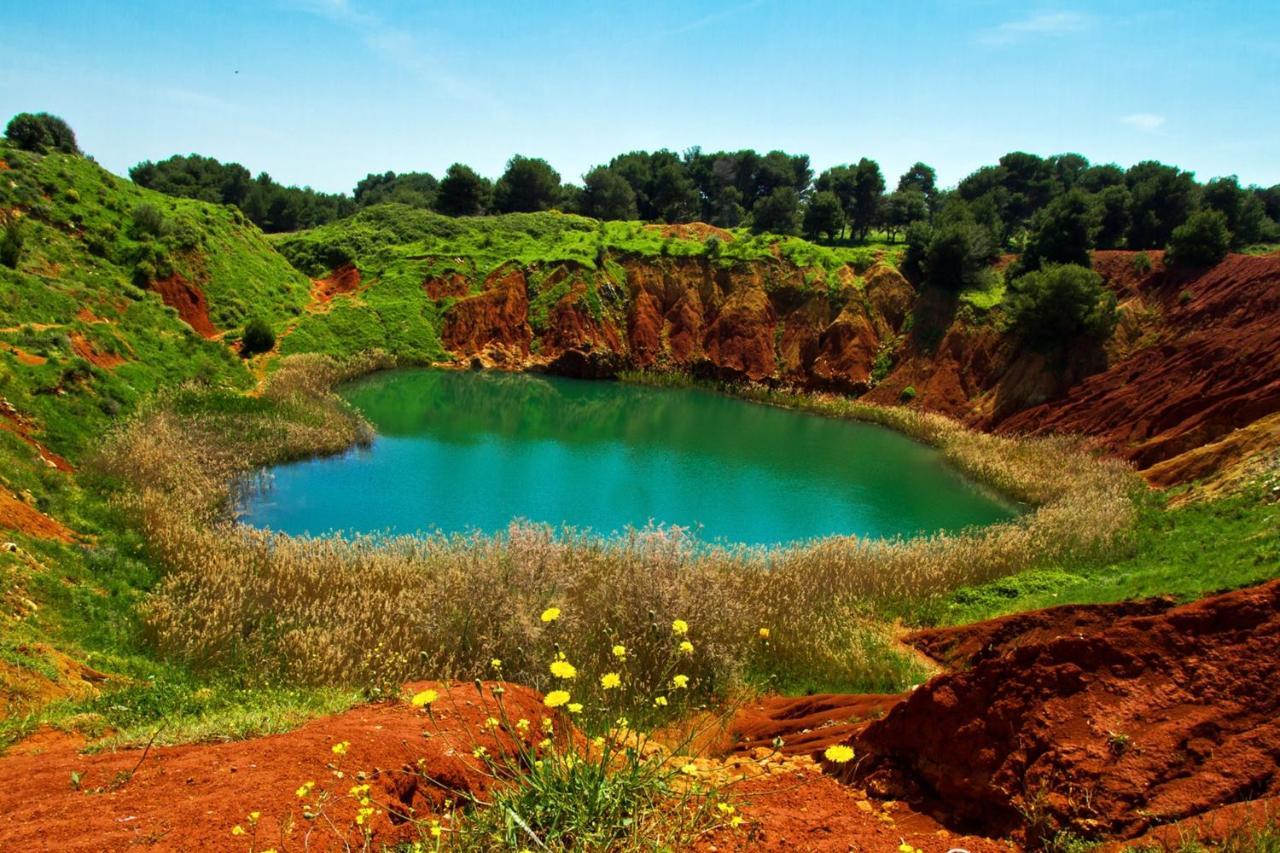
[679,640,694,654]
[671,674,689,689]
[680,763,698,776]
[672,618,689,635]
[653,695,668,707]
[549,659,577,679]
[249,811,261,823]
[331,741,350,755]
[567,702,583,714]
[758,627,770,639]
[612,644,627,658]
[823,744,854,763]
[231,826,245,837]
[544,690,571,708]
[540,607,561,623]
[490,658,502,669]
[600,672,622,690]
[411,689,438,707]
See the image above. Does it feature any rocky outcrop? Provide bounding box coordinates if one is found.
[440,264,532,365]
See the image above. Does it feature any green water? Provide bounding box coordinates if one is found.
[240,369,1018,545]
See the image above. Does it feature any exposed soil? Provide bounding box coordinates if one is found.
[0,486,76,542]
[0,682,554,852]
[0,402,74,472]
[149,273,218,338]
[644,222,736,243]
[311,262,362,304]
[440,264,532,364]
[0,341,46,365]
[844,579,1280,843]
[69,332,126,369]
[0,644,109,718]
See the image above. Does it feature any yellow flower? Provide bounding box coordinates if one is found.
[823,744,854,764]
[544,690,571,708]
[567,702,583,714]
[615,716,629,728]
[542,717,555,733]
[484,717,500,730]
[731,815,744,828]
[472,746,488,758]
[671,674,689,689]
[549,659,577,679]
[295,782,313,798]
[411,689,438,707]
[249,811,261,823]
[717,803,735,814]
[679,640,694,654]
[611,644,626,658]
[600,672,621,690]
[231,826,245,837]
[516,718,530,731]
[653,696,668,707]
[758,627,770,639]
[540,607,561,623]
[593,736,605,747]
[538,738,553,749]
[490,658,502,669]
[430,821,442,838]
[680,763,698,776]
[672,618,689,635]
[331,741,350,755]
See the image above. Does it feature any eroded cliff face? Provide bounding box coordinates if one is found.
[421,248,1280,484]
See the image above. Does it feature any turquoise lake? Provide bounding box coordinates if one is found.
[239,369,1018,545]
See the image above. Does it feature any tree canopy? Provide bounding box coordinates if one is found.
[4,112,80,155]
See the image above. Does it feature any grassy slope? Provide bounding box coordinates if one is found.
[0,143,357,747]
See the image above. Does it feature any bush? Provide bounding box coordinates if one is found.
[899,385,917,402]
[240,318,276,357]
[1007,264,1117,351]
[131,203,167,239]
[1,220,24,269]
[1131,251,1153,275]
[1166,209,1230,268]
[4,112,80,155]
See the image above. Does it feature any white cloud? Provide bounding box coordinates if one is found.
[1121,113,1167,132]
[978,11,1091,46]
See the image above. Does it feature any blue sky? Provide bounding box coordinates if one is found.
[2,1,1277,194]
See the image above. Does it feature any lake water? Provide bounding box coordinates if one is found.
[239,369,1017,546]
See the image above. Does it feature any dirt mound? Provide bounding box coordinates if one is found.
[0,682,552,851]
[150,273,217,338]
[312,262,362,303]
[845,580,1280,843]
[726,693,902,757]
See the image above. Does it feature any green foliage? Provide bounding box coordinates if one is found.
[1018,188,1098,273]
[130,202,167,239]
[1006,264,1117,351]
[921,201,998,291]
[580,166,638,221]
[1166,209,1231,268]
[4,112,80,155]
[1132,251,1153,274]
[240,318,276,356]
[802,190,844,241]
[436,163,492,216]
[899,385,917,402]
[1126,161,1200,249]
[352,170,437,209]
[1,219,23,268]
[492,155,562,214]
[1203,175,1268,247]
[750,187,801,235]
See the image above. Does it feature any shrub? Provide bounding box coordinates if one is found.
[1,220,24,269]
[899,385,917,402]
[1006,264,1117,351]
[240,318,276,357]
[1131,251,1153,275]
[131,203,167,239]
[4,112,80,154]
[1166,209,1230,268]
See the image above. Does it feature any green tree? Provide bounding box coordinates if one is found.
[0,220,24,269]
[803,191,845,241]
[493,155,562,213]
[901,220,932,282]
[1166,209,1230,268]
[1125,161,1200,249]
[896,162,937,200]
[1094,185,1131,249]
[1007,264,1117,351]
[4,112,80,154]
[240,318,276,357]
[881,190,928,243]
[922,201,998,291]
[580,167,638,221]
[849,158,886,239]
[1202,176,1267,247]
[750,187,801,235]
[1018,188,1098,273]
[353,171,438,209]
[435,163,491,216]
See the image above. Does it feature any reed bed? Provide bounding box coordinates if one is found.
[100,356,1138,701]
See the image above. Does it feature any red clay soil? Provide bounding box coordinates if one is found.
[150,273,218,339]
[422,270,470,299]
[0,341,47,365]
[441,265,533,362]
[726,693,903,757]
[69,332,126,369]
[0,682,555,852]
[645,222,736,243]
[0,404,74,472]
[837,579,1280,844]
[311,262,361,303]
[0,486,76,542]
[997,252,1280,469]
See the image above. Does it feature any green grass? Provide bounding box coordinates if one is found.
[934,482,1279,625]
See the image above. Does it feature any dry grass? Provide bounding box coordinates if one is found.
[99,356,1138,702]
